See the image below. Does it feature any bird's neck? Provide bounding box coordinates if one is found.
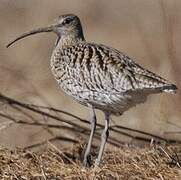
[56,31,85,48]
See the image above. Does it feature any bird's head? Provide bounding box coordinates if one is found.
[54,14,83,36]
[6,14,84,48]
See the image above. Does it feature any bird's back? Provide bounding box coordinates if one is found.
[51,42,177,115]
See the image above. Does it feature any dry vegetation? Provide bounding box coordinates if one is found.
[0,143,181,179]
[0,93,181,179]
[0,93,180,179]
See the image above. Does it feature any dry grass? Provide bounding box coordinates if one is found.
[0,1,181,150]
[0,143,180,179]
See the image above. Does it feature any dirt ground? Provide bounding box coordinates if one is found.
[0,143,180,180]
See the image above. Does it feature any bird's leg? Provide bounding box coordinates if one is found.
[83,106,97,167]
[95,112,110,166]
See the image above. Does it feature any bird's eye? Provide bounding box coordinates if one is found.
[62,17,73,25]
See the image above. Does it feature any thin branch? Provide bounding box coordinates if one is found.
[0,93,180,145]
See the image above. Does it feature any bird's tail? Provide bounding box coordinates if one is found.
[133,70,178,95]
[162,83,177,94]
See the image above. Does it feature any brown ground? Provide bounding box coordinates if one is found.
[0,143,180,180]
[0,0,181,149]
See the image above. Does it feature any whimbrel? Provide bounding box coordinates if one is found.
[7,14,177,166]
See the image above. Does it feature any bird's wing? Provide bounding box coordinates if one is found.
[84,43,177,94]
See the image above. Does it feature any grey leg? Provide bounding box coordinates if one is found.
[95,112,110,165]
[83,107,97,167]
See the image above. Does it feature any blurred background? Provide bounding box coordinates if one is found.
[0,0,180,150]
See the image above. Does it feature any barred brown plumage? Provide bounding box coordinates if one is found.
[7,14,177,167]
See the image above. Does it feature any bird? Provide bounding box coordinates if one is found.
[7,14,177,167]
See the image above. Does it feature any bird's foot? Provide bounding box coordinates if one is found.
[94,158,100,166]
[83,154,92,167]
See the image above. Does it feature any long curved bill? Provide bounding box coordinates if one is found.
[6,25,54,48]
